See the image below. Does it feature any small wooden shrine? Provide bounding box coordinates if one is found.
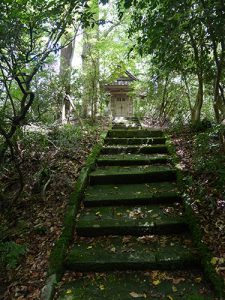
[104,71,136,118]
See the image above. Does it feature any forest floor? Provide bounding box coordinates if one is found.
[172,129,225,282]
[0,119,108,300]
[0,119,225,299]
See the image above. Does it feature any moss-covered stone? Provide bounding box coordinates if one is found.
[101,145,168,155]
[97,154,169,166]
[107,129,164,138]
[84,182,180,207]
[89,165,177,184]
[42,132,108,300]
[65,235,199,272]
[76,205,187,236]
[105,137,166,145]
[51,128,221,300]
[57,270,215,300]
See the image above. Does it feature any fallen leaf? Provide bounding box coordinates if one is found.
[95,211,102,217]
[151,214,159,218]
[194,277,202,283]
[152,280,161,286]
[172,285,177,292]
[172,277,185,284]
[66,289,72,294]
[129,291,147,298]
[211,257,218,265]
[151,270,159,280]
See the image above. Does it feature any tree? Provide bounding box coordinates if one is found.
[0,0,91,157]
[81,0,100,120]
[199,0,225,122]
[0,0,91,198]
[121,0,213,125]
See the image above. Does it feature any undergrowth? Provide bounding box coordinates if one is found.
[0,242,26,270]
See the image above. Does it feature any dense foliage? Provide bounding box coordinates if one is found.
[116,0,225,127]
[0,0,91,160]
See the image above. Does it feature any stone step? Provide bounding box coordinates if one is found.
[97,154,169,166]
[105,137,166,145]
[65,235,200,272]
[112,117,141,126]
[76,205,187,236]
[107,129,164,138]
[57,270,215,300]
[112,125,140,130]
[84,182,181,207]
[101,145,168,155]
[89,166,177,185]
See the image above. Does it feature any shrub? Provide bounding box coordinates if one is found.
[0,242,26,269]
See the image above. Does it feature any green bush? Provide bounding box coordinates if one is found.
[22,130,50,154]
[0,241,26,269]
[50,124,83,148]
[193,125,223,172]
[48,123,98,150]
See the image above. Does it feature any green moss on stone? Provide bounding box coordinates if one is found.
[101,145,168,155]
[107,129,164,138]
[65,234,199,272]
[104,137,166,145]
[76,204,187,236]
[46,132,107,281]
[57,271,215,300]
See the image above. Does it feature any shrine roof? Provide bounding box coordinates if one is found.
[104,70,137,90]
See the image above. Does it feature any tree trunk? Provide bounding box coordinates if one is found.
[213,60,225,122]
[159,75,169,124]
[81,0,99,120]
[81,32,90,118]
[60,39,76,123]
[191,74,203,126]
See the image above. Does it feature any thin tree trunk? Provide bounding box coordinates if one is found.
[60,29,79,123]
[81,31,90,118]
[81,0,99,120]
[159,75,169,122]
[183,74,193,113]
[191,74,204,126]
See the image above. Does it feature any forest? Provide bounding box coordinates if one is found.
[0,0,225,299]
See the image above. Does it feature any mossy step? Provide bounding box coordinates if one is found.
[57,270,215,300]
[76,205,187,236]
[84,182,181,207]
[89,165,177,185]
[105,137,166,145]
[65,235,200,272]
[97,154,169,166]
[101,145,168,155]
[107,129,164,138]
[112,126,141,130]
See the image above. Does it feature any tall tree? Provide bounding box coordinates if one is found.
[0,0,91,197]
[117,0,211,125]
[81,0,100,120]
[60,27,80,123]
[199,0,225,122]
[0,0,91,158]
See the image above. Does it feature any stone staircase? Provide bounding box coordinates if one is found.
[57,126,215,299]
